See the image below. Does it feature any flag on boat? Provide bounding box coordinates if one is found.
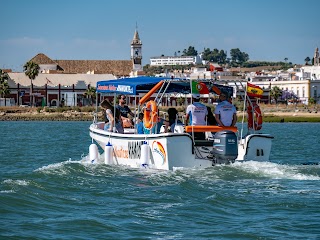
[247,83,263,98]
[191,81,209,94]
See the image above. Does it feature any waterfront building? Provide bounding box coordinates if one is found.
[4,29,142,106]
[150,54,202,66]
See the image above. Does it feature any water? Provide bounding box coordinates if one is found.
[1,121,320,239]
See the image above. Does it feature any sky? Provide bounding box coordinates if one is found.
[1,0,320,72]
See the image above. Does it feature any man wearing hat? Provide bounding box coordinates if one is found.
[185,94,208,126]
[214,91,237,127]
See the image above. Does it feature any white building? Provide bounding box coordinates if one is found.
[150,55,202,66]
[247,47,320,104]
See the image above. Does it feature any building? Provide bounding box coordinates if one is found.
[150,55,203,66]
[246,47,320,104]
[5,29,142,106]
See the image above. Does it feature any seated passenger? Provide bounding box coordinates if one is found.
[136,113,144,134]
[167,107,183,132]
[143,110,169,134]
[101,99,124,133]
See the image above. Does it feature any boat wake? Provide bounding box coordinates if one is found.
[31,155,320,183]
[229,161,320,180]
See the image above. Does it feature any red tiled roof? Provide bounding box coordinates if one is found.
[29,53,133,76]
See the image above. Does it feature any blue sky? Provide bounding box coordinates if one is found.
[1,0,319,72]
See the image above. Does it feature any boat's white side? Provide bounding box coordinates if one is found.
[89,122,273,170]
[89,123,214,170]
[236,134,274,161]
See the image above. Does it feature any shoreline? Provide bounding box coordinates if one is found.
[0,110,319,122]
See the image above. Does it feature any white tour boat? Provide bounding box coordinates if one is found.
[88,76,273,170]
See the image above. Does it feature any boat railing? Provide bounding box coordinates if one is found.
[185,125,238,133]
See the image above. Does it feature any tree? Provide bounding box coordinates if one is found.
[270,86,282,104]
[304,57,311,65]
[284,57,288,63]
[23,61,40,106]
[84,86,96,106]
[230,48,249,66]
[182,46,197,56]
[0,69,10,105]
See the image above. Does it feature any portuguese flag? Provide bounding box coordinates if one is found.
[191,81,209,94]
[247,83,263,98]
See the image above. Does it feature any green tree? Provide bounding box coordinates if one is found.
[270,86,282,104]
[304,56,311,65]
[182,46,197,56]
[23,61,40,106]
[0,69,10,105]
[84,86,96,106]
[230,48,249,66]
[284,57,288,63]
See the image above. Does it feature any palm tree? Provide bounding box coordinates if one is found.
[84,86,96,106]
[284,57,288,63]
[270,86,282,104]
[23,61,40,107]
[0,69,10,105]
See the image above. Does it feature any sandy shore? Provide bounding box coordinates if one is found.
[0,107,319,121]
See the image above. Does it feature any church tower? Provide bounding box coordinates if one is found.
[131,26,142,71]
[314,47,319,66]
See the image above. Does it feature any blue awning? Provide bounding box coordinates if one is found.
[96,76,167,95]
[96,76,234,96]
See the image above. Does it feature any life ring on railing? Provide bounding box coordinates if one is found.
[143,100,158,129]
[247,103,263,130]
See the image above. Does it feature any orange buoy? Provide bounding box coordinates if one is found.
[143,100,158,129]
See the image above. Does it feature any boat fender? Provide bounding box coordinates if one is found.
[247,103,263,130]
[89,143,99,163]
[143,100,158,129]
[140,141,150,167]
[104,142,113,165]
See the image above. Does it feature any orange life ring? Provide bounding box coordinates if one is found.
[247,103,263,130]
[143,100,158,129]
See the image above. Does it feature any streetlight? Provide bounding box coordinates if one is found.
[312,86,318,110]
[312,85,318,100]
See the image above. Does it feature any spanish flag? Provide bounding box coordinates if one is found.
[191,81,209,94]
[247,83,263,98]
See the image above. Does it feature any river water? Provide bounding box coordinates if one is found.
[1,121,320,239]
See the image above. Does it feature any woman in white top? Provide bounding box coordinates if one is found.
[100,99,124,133]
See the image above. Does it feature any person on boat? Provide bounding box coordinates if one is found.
[143,110,169,134]
[185,94,208,126]
[136,112,145,134]
[117,95,134,128]
[167,107,183,132]
[185,94,208,139]
[206,106,217,125]
[101,99,124,133]
[214,91,237,127]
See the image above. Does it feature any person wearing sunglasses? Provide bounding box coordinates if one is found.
[117,95,135,127]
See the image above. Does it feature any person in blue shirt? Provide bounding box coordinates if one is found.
[143,109,169,134]
[136,112,144,134]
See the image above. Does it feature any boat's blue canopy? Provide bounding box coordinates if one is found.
[96,76,168,95]
[96,76,234,96]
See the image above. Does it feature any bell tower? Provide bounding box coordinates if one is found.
[314,47,319,66]
[131,25,142,71]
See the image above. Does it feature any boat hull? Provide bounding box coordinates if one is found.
[89,123,273,170]
[89,123,213,170]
